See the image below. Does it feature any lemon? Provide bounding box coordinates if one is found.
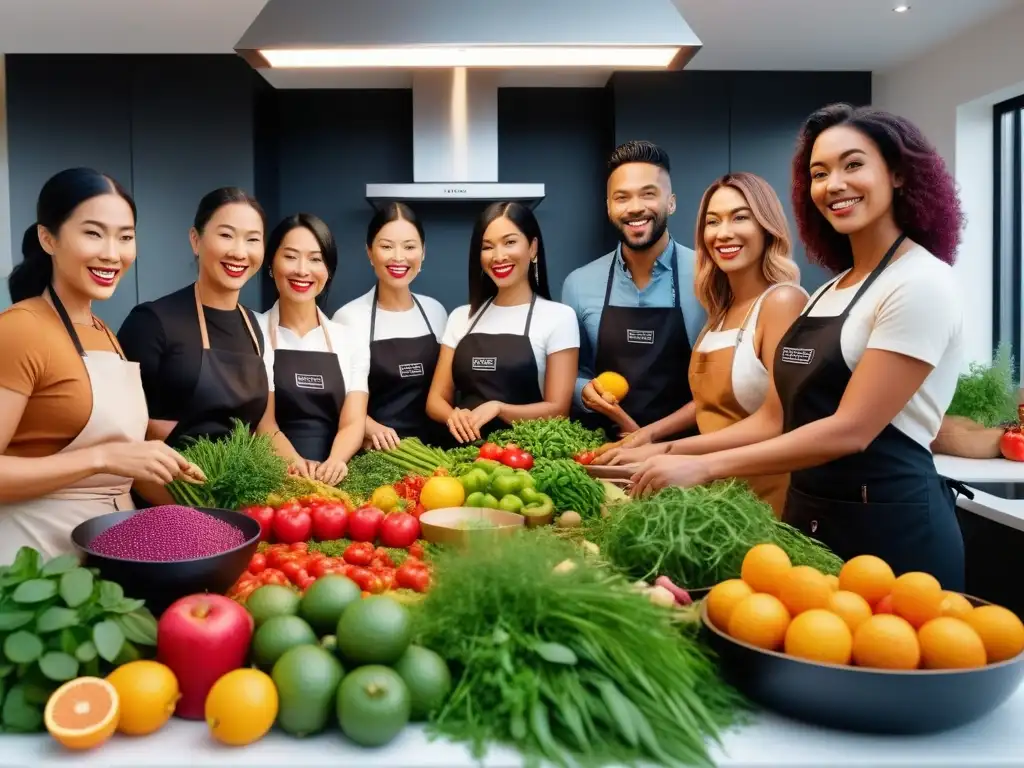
[370,485,401,512]
[106,660,180,735]
[205,669,278,746]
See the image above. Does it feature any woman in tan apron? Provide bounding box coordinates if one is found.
[0,169,199,561]
[595,173,807,515]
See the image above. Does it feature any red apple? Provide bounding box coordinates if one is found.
[157,594,254,719]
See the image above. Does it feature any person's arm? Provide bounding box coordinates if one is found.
[118,306,179,441]
[561,275,596,412]
[318,392,368,485]
[426,311,480,443]
[256,392,307,467]
[641,402,698,442]
[491,348,579,422]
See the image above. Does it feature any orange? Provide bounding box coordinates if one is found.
[890,572,943,628]
[44,677,120,751]
[705,579,754,631]
[727,593,791,651]
[419,476,466,511]
[838,555,895,606]
[852,614,921,670]
[740,544,792,596]
[784,609,853,665]
[106,660,180,736]
[824,575,840,592]
[874,594,894,614]
[828,590,873,633]
[777,566,832,616]
[205,668,278,746]
[595,371,629,402]
[939,592,974,621]
[918,617,986,670]
[965,605,1024,663]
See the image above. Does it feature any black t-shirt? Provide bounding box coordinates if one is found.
[118,284,265,421]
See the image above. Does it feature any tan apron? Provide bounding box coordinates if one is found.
[0,290,148,561]
[688,295,789,517]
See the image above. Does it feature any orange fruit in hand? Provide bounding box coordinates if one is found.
[890,572,943,628]
[778,566,832,616]
[784,609,853,665]
[965,605,1024,663]
[728,593,791,651]
[45,677,120,751]
[852,614,921,670]
[828,590,873,633]
[918,617,986,669]
[595,371,629,402]
[939,592,974,620]
[838,555,895,606]
[740,544,792,596]
[706,579,754,631]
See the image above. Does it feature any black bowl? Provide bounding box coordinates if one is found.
[71,507,260,617]
[700,597,1024,734]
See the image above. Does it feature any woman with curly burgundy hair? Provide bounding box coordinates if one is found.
[630,103,966,589]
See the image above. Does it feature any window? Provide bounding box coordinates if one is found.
[993,95,1024,365]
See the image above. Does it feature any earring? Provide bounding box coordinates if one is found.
[532,259,539,283]
[268,268,273,278]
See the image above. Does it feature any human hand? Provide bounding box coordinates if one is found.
[629,454,713,498]
[447,408,480,444]
[581,380,618,417]
[315,456,348,486]
[288,458,319,480]
[597,442,669,466]
[366,424,401,451]
[470,401,503,430]
[96,441,206,486]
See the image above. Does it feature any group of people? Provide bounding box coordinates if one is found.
[0,101,967,591]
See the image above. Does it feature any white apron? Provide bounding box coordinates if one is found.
[0,289,148,562]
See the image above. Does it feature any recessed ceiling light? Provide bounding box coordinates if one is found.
[893,4,910,12]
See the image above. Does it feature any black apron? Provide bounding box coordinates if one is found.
[451,295,543,439]
[590,243,694,439]
[775,234,965,591]
[165,284,269,450]
[366,286,445,445]
[270,309,345,463]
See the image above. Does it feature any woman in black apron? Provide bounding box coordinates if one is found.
[426,202,580,444]
[257,214,366,485]
[118,187,270,503]
[630,104,966,590]
[333,203,448,450]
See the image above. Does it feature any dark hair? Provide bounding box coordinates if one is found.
[468,202,551,315]
[366,202,425,248]
[9,168,136,303]
[266,213,338,306]
[607,140,672,178]
[193,187,266,235]
[791,103,964,270]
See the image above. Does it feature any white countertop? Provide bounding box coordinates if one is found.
[934,455,1024,484]
[6,681,1024,767]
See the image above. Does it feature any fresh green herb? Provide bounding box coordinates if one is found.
[379,438,447,476]
[338,453,406,502]
[529,459,606,520]
[415,530,746,767]
[167,419,288,510]
[443,445,483,476]
[266,476,355,507]
[585,481,843,590]
[490,418,606,460]
[0,547,158,732]
[946,343,1019,427]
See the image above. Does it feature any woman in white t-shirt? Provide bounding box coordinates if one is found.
[333,203,448,450]
[426,202,580,443]
[256,214,369,484]
[631,104,967,590]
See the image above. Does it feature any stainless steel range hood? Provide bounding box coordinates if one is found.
[235,0,702,207]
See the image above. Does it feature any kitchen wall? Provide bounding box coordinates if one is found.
[3,54,870,327]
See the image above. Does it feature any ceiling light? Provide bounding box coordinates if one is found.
[893,4,910,12]
[259,46,683,69]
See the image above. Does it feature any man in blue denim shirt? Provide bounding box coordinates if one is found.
[561,141,706,441]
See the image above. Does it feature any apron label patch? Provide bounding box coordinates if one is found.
[399,363,425,379]
[294,373,325,390]
[472,357,497,372]
[626,329,655,345]
[781,347,815,365]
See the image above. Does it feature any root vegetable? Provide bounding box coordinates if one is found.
[582,541,600,557]
[655,576,693,606]
[553,559,577,574]
[556,511,582,528]
[648,586,675,608]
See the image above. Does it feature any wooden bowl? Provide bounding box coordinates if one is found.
[418,507,525,547]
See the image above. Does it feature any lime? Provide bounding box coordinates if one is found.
[336,666,410,747]
[251,615,318,669]
[392,645,452,721]
[464,491,486,508]
[299,575,361,635]
[370,486,401,512]
[245,585,300,627]
[272,644,344,737]
[336,596,412,665]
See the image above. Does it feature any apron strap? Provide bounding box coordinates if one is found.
[372,284,435,340]
[194,283,261,355]
[269,305,329,353]
[603,242,680,309]
[465,298,493,334]
[523,293,538,336]
[734,282,790,345]
[46,285,125,360]
[802,234,908,318]
[412,295,434,336]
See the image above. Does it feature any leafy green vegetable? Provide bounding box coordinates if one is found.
[585,481,843,590]
[490,418,606,460]
[379,438,447,476]
[338,452,406,502]
[529,459,606,520]
[946,343,1019,427]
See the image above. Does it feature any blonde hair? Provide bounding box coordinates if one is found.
[693,172,800,328]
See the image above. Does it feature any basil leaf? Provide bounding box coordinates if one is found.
[107,598,145,615]
[38,652,78,682]
[3,632,43,664]
[40,554,80,577]
[74,641,97,664]
[92,621,124,663]
[1,685,42,732]
[11,580,57,605]
[113,612,158,646]
[98,581,124,609]
[0,612,35,632]
[10,549,41,579]
[59,569,93,608]
[35,607,78,634]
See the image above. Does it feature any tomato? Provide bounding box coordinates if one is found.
[375,568,396,592]
[279,499,302,514]
[244,506,275,542]
[1001,426,1024,461]
[289,542,309,553]
[301,494,327,508]
[501,448,534,470]
[297,574,317,591]
[574,451,595,466]
[273,508,312,544]
[478,442,502,461]
[406,503,425,520]
[345,565,383,594]
[280,561,306,583]
[265,547,293,570]
[247,553,267,574]
[372,548,396,569]
[259,568,291,587]
[407,542,425,560]
[396,561,431,593]
[343,542,376,567]
[379,512,420,549]
[348,506,384,542]
[311,503,348,541]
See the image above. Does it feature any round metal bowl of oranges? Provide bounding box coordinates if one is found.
[700,545,1024,734]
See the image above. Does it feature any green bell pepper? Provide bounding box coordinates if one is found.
[522,492,554,518]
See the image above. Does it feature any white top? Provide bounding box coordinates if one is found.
[256,303,370,394]
[802,246,963,450]
[332,288,448,346]
[696,283,808,415]
[441,297,580,392]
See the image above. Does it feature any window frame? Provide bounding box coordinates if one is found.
[993,94,1024,363]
